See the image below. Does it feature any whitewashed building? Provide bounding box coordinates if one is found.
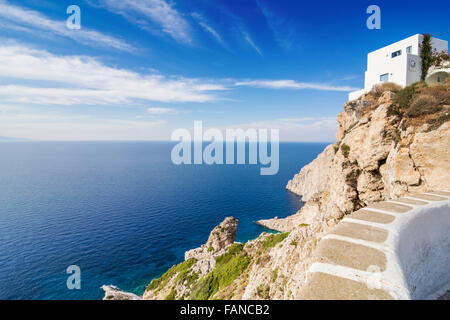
[349,34,449,101]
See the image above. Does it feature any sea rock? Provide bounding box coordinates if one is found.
[142,217,239,300]
[185,217,238,259]
[102,285,142,300]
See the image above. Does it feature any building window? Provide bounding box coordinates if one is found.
[380,73,389,82]
[391,50,402,58]
[406,46,412,54]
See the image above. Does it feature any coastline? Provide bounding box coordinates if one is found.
[106,81,450,300]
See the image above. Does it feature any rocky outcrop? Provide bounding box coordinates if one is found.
[102,285,142,300]
[184,217,239,276]
[286,145,334,202]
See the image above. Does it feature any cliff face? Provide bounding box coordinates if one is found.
[286,88,450,213]
[103,81,450,300]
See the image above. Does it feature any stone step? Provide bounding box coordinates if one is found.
[350,209,395,224]
[299,191,450,300]
[430,191,450,197]
[314,239,387,271]
[409,194,448,201]
[330,221,388,243]
[367,201,412,213]
[392,198,428,206]
[298,272,393,300]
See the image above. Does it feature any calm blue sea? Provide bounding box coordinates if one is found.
[0,142,327,300]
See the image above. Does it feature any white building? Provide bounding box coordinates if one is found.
[349,34,449,101]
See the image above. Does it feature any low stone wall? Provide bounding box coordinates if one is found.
[298,191,450,300]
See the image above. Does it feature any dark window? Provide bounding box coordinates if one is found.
[391,50,402,58]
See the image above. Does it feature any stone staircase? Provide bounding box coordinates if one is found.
[298,191,450,300]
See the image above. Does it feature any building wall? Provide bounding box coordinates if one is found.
[349,34,449,101]
[365,34,422,91]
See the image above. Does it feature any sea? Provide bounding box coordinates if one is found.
[0,141,328,299]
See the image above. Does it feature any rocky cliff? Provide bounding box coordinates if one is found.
[103,80,450,300]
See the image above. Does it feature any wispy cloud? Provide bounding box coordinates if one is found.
[242,32,262,56]
[336,75,360,81]
[191,12,224,46]
[93,0,192,44]
[147,107,178,115]
[0,1,133,52]
[201,1,262,55]
[235,80,359,92]
[0,44,227,106]
[256,0,295,51]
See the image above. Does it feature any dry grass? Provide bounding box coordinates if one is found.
[418,87,450,105]
[370,82,402,98]
[406,94,441,117]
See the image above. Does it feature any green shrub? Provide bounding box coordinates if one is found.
[190,272,219,300]
[420,33,433,81]
[256,284,270,299]
[190,243,251,300]
[298,223,309,227]
[262,233,290,250]
[392,128,401,144]
[333,142,340,153]
[392,84,416,110]
[146,258,197,292]
[387,104,402,117]
[271,267,279,282]
[207,246,214,252]
[340,144,350,158]
[165,289,176,300]
[342,123,357,139]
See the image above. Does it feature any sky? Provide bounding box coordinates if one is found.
[0,0,449,141]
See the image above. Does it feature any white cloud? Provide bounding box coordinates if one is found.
[147,107,178,115]
[0,113,169,141]
[96,0,192,44]
[0,1,133,51]
[235,80,359,92]
[222,117,337,142]
[0,44,227,105]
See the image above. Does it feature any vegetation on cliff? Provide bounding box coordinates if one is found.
[261,232,290,250]
[385,80,450,130]
[190,243,251,300]
[145,258,197,298]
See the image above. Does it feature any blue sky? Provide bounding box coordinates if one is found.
[0,0,449,141]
